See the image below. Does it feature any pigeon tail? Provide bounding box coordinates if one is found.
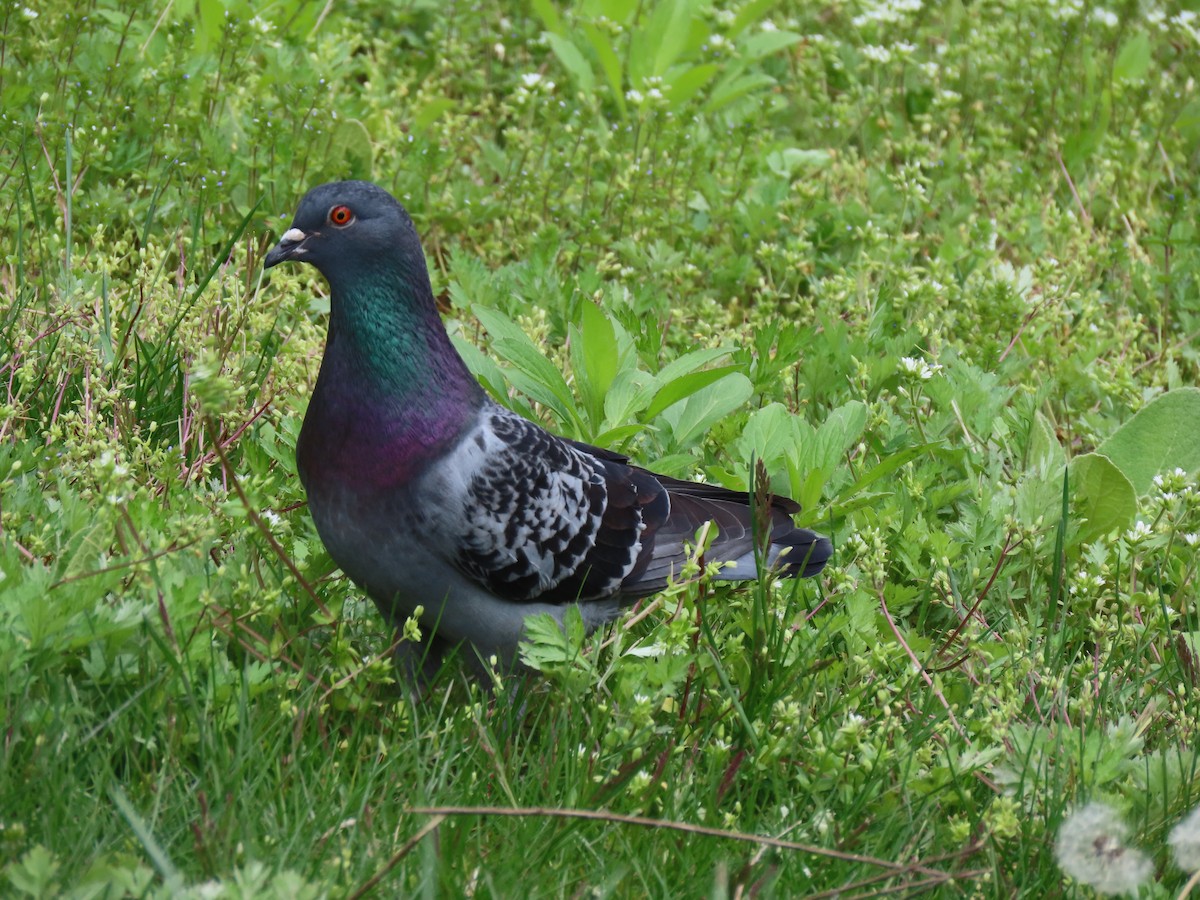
[712,525,833,581]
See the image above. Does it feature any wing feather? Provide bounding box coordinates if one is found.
[449,406,827,608]
[453,408,667,605]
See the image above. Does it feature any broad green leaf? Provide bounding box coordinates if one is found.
[473,137,508,177]
[603,368,656,424]
[588,0,639,24]
[469,303,532,346]
[828,491,893,520]
[1028,411,1065,472]
[630,0,699,85]
[739,30,802,61]
[545,33,595,92]
[728,0,781,38]
[583,23,627,114]
[1096,387,1200,495]
[530,0,564,35]
[651,347,731,385]
[766,148,833,178]
[570,300,618,427]
[1113,32,1152,83]
[503,367,581,432]
[661,373,752,449]
[471,305,577,423]
[811,401,868,471]
[835,442,941,501]
[1174,97,1200,140]
[327,118,373,178]
[645,453,698,478]
[414,98,456,133]
[591,423,648,447]
[196,0,223,49]
[737,402,801,467]
[451,334,517,407]
[665,63,719,109]
[653,0,700,78]
[1068,453,1137,543]
[646,364,742,420]
[705,71,776,111]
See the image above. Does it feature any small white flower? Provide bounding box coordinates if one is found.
[861,44,892,63]
[261,509,282,527]
[760,20,778,32]
[521,72,543,88]
[898,356,943,380]
[1125,521,1153,543]
[1091,8,1119,28]
[1055,802,1153,895]
[1170,805,1200,872]
[494,42,505,60]
[707,33,728,49]
[625,88,644,104]
[1183,533,1200,547]
[248,15,273,34]
[21,6,38,18]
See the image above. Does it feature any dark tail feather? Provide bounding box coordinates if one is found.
[767,527,833,578]
[623,480,832,594]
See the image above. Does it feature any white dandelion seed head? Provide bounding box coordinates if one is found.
[1170,805,1200,872]
[1055,802,1153,896]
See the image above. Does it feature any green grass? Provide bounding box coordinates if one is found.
[2,0,1200,895]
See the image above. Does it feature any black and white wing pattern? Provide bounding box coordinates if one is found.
[452,406,669,605]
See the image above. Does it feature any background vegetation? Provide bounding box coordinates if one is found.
[2,0,1199,895]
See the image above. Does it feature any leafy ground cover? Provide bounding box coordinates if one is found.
[2,0,1199,895]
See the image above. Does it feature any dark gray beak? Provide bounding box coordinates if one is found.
[264,227,310,268]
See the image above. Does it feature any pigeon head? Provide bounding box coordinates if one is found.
[264,180,424,285]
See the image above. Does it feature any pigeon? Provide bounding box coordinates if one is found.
[264,180,831,676]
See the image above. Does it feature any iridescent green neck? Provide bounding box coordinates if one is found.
[298,264,485,490]
[327,264,479,403]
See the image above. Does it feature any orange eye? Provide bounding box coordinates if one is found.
[329,205,354,226]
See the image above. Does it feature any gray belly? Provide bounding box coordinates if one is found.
[306,482,621,664]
